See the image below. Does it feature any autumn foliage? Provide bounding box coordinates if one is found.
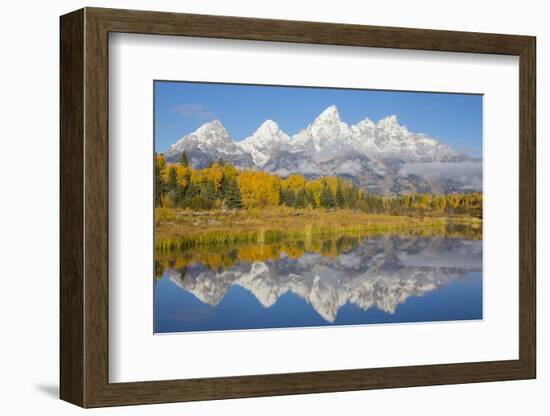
[155,152,482,217]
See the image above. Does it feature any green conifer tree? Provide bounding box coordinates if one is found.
[201,180,218,201]
[278,187,285,206]
[175,181,186,207]
[344,185,358,209]
[294,188,307,208]
[335,180,345,208]
[306,189,318,209]
[154,155,164,207]
[285,188,296,207]
[167,166,178,192]
[180,151,189,167]
[185,181,200,198]
[219,174,229,199]
[320,185,336,208]
[224,179,244,209]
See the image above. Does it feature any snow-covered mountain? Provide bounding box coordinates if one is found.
[237,120,290,167]
[162,106,480,194]
[351,114,463,163]
[164,119,253,168]
[292,105,353,155]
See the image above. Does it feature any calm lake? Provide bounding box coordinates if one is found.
[154,231,482,333]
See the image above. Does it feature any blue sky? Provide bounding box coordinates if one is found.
[154,81,483,157]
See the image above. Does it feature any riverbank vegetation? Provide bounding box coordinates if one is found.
[155,221,482,277]
[155,152,483,250]
[155,207,481,250]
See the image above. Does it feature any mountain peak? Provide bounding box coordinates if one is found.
[314,105,341,124]
[197,118,225,132]
[256,119,281,134]
[377,115,402,130]
[353,117,375,129]
[192,119,231,143]
[166,119,231,152]
[238,119,290,167]
[164,108,470,191]
[245,119,289,143]
[164,118,254,168]
[289,105,351,153]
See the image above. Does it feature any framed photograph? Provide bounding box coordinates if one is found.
[60,7,536,407]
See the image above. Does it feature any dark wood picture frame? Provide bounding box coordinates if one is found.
[60,7,536,408]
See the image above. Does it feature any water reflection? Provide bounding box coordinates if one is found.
[155,231,482,332]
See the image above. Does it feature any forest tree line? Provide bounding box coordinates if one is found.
[155,152,482,217]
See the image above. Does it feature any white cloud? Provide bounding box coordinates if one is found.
[398,160,482,191]
[173,104,214,118]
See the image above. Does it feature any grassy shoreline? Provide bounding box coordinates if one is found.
[155,208,482,250]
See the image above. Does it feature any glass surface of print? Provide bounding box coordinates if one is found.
[153,81,483,334]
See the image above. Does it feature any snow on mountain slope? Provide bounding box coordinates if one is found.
[164,119,253,168]
[237,120,290,167]
[161,106,478,194]
[292,105,353,155]
[348,114,463,163]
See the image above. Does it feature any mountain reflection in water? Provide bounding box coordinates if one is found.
[154,234,482,333]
